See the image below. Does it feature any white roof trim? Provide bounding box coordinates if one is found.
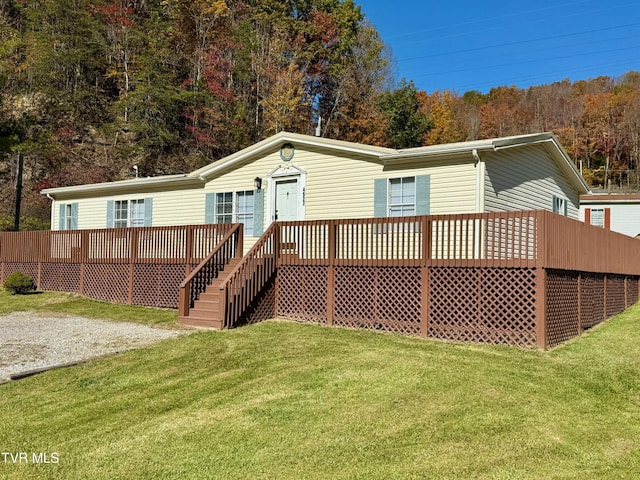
[42,174,203,198]
[41,131,590,198]
[191,131,394,180]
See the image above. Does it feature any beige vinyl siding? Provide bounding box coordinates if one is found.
[483,145,580,218]
[205,147,478,221]
[51,187,203,230]
[204,147,477,252]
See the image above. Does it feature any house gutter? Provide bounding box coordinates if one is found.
[381,144,495,163]
[42,174,204,199]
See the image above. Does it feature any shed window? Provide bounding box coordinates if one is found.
[590,208,605,228]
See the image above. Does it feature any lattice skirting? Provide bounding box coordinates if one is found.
[429,267,537,347]
[40,263,81,293]
[131,264,185,308]
[2,262,40,285]
[546,270,580,348]
[579,272,606,329]
[333,266,422,336]
[238,274,277,326]
[606,274,627,318]
[546,271,640,348]
[276,265,328,324]
[1,261,186,308]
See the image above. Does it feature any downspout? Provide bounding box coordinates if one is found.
[46,193,55,230]
[472,149,484,213]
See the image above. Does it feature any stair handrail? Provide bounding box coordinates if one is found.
[178,223,243,317]
[217,222,278,328]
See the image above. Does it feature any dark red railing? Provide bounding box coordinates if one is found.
[218,223,277,328]
[178,224,243,318]
[0,224,238,264]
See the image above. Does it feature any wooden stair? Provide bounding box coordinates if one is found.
[179,258,241,329]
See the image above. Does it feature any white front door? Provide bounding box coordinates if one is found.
[275,179,298,221]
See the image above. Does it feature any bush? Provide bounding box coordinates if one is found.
[4,271,37,294]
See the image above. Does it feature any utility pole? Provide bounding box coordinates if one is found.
[14,113,26,231]
[14,150,23,231]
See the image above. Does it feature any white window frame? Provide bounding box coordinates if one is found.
[388,176,416,217]
[215,191,255,236]
[114,199,145,228]
[590,208,605,228]
[62,204,72,230]
[552,196,568,216]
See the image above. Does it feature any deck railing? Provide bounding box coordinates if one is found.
[0,224,239,308]
[273,211,640,273]
[178,224,243,317]
[0,224,238,264]
[218,223,278,328]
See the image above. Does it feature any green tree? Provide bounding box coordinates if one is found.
[378,79,430,148]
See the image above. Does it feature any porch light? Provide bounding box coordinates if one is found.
[254,177,262,190]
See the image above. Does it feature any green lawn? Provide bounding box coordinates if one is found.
[1,292,640,479]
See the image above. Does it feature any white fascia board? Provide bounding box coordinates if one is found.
[192,131,393,180]
[536,136,590,195]
[381,141,495,163]
[42,174,204,199]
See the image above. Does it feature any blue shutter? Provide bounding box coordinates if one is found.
[59,204,66,230]
[373,179,387,217]
[415,175,431,215]
[70,203,78,230]
[144,198,153,226]
[253,189,265,236]
[106,200,114,228]
[205,193,215,224]
[563,198,568,217]
[551,195,558,213]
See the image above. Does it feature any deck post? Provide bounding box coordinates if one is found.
[184,225,194,277]
[326,220,336,326]
[535,211,548,350]
[420,216,430,338]
[577,272,583,335]
[178,285,189,317]
[236,224,244,259]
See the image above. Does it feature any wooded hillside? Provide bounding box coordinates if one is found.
[1,0,639,229]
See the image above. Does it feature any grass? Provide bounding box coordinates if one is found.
[0,289,178,325]
[1,292,640,479]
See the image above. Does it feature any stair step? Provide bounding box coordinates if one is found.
[198,291,221,301]
[179,316,223,329]
[190,301,220,314]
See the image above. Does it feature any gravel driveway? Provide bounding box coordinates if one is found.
[0,311,190,383]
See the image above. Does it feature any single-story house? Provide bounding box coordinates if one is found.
[580,194,640,237]
[42,131,589,250]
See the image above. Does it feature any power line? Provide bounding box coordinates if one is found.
[399,22,640,62]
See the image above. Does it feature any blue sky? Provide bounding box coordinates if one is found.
[357,0,640,94]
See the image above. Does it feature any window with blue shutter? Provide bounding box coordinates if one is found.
[374,175,430,217]
[107,198,151,228]
[58,203,78,230]
[205,189,262,236]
